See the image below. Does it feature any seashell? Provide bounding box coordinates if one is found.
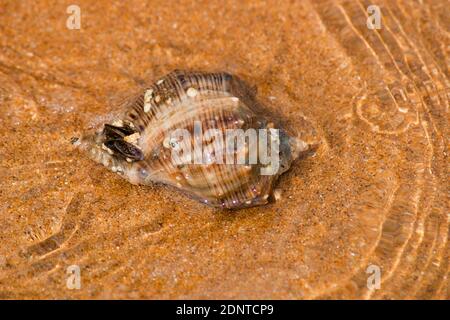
[73,70,309,209]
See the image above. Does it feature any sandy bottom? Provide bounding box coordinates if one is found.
[0,0,448,299]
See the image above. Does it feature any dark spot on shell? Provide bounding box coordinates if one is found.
[105,140,144,161]
[103,124,134,140]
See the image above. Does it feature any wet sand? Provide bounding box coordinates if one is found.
[0,0,448,299]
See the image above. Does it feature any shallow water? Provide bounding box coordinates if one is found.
[0,0,448,299]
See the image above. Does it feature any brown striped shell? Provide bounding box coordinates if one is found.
[74,70,308,209]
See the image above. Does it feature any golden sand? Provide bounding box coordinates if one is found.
[0,0,448,299]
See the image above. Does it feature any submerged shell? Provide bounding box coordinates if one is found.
[74,70,309,209]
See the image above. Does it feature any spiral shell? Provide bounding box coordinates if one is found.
[74,70,308,209]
